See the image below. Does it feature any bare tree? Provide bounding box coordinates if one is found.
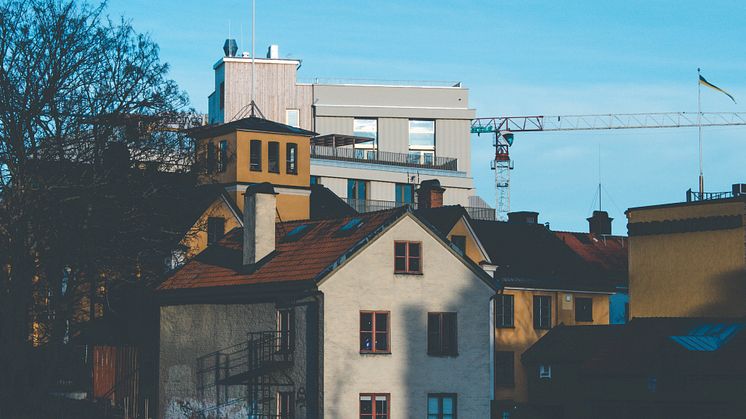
[0,1,197,416]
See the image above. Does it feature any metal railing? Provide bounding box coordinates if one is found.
[346,198,496,221]
[686,189,735,202]
[311,144,458,171]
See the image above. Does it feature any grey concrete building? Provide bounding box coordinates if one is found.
[207,44,487,216]
[157,184,499,418]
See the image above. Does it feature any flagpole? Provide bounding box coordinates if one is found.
[251,0,256,117]
[698,68,703,197]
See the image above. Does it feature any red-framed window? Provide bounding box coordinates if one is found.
[360,311,390,353]
[360,393,389,419]
[394,241,422,274]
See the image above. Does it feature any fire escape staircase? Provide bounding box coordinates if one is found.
[197,331,295,418]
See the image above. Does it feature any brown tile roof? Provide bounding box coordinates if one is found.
[554,232,628,287]
[158,207,407,291]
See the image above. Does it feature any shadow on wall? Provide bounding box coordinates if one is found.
[688,268,746,318]
[401,273,493,418]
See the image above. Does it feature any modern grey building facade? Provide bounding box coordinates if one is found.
[207,45,486,213]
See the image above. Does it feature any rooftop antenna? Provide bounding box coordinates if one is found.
[598,142,602,211]
[251,0,256,117]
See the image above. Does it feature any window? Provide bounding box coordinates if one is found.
[206,142,216,173]
[347,179,368,200]
[277,391,294,419]
[428,394,457,419]
[286,143,298,175]
[217,140,228,172]
[310,175,320,185]
[277,308,294,353]
[409,120,435,148]
[495,294,514,328]
[394,241,422,274]
[286,109,299,128]
[250,140,262,171]
[360,311,389,353]
[353,118,378,145]
[207,217,225,244]
[533,296,552,330]
[450,235,466,253]
[268,141,280,173]
[575,297,593,322]
[495,351,515,387]
[360,394,389,419]
[395,183,415,205]
[539,364,552,379]
[428,312,457,356]
[219,81,225,110]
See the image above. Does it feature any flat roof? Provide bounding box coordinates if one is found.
[626,195,746,213]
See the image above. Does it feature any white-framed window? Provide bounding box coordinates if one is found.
[539,364,552,379]
[286,109,300,128]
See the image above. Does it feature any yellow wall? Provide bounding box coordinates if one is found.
[198,129,312,221]
[181,197,242,257]
[627,200,746,318]
[448,218,488,263]
[495,289,610,403]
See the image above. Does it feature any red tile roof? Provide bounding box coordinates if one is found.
[553,232,628,285]
[158,207,406,291]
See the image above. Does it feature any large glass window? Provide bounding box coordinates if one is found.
[360,311,389,353]
[286,143,298,175]
[250,140,262,171]
[409,120,435,148]
[395,183,415,205]
[360,394,389,419]
[268,141,280,173]
[277,391,294,419]
[533,296,552,330]
[428,312,457,356]
[354,118,378,143]
[428,394,457,419]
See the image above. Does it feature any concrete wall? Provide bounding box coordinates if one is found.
[318,214,494,418]
[627,200,746,318]
[159,302,313,419]
[494,289,610,404]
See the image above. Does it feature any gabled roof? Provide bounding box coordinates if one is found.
[553,231,628,287]
[471,219,619,292]
[158,205,499,299]
[523,317,746,376]
[159,208,406,291]
[187,116,317,139]
[415,205,468,235]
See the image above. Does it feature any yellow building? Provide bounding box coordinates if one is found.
[627,193,746,318]
[417,204,625,418]
[181,116,317,255]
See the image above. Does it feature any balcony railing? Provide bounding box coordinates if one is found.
[686,189,734,202]
[311,144,458,171]
[346,198,496,221]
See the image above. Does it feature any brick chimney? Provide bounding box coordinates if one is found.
[507,211,539,224]
[243,183,277,266]
[587,210,613,235]
[417,179,445,209]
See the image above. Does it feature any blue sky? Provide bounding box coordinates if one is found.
[106,0,746,232]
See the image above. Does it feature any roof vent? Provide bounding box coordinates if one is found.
[223,39,238,57]
[241,51,251,58]
[507,211,539,224]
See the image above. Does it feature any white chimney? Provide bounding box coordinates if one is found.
[267,44,279,59]
[243,183,277,266]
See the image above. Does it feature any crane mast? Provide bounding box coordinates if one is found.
[472,112,746,221]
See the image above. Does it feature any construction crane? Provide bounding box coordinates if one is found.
[471,112,746,221]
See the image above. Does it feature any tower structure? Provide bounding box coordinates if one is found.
[491,131,513,221]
